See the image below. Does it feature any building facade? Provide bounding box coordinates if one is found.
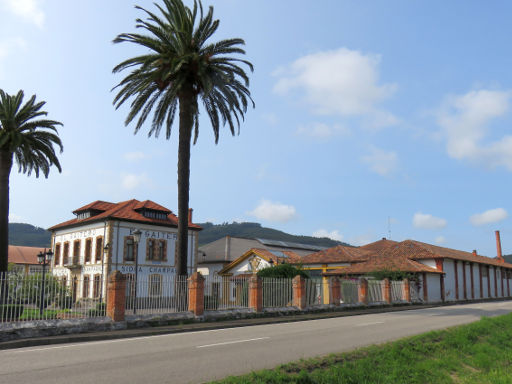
[49,199,201,302]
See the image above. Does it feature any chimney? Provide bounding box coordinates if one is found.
[225,235,231,261]
[472,250,477,257]
[188,208,193,224]
[496,230,504,262]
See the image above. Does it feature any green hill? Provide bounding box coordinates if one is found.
[9,221,346,249]
[197,222,348,248]
[8,223,51,247]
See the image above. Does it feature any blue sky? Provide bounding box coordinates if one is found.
[2,0,512,256]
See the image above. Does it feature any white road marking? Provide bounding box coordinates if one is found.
[355,321,384,327]
[196,337,270,348]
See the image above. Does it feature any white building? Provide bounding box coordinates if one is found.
[49,199,201,302]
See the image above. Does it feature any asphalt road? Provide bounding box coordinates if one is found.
[1,301,511,384]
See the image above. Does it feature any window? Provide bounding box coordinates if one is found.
[482,267,488,278]
[149,274,162,296]
[54,243,61,266]
[93,275,101,298]
[84,238,92,263]
[95,237,103,263]
[73,240,81,264]
[124,236,134,262]
[157,240,167,261]
[83,275,90,298]
[63,242,70,265]
[146,239,155,261]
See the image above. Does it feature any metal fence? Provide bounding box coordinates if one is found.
[0,273,106,323]
[305,278,331,306]
[391,280,406,302]
[340,279,360,304]
[368,280,384,303]
[203,275,249,310]
[262,277,293,307]
[125,275,188,315]
[410,283,422,303]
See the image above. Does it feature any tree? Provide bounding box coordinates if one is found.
[112,0,253,276]
[257,264,310,279]
[0,90,63,276]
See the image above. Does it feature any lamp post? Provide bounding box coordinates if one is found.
[132,229,142,314]
[37,249,54,316]
[100,243,110,303]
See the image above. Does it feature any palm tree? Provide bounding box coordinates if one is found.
[112,0,254,276]
[0,90,63,275]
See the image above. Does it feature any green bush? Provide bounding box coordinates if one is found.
[257,263,309,279]
[0,304,24,321]
[87,302,106,317]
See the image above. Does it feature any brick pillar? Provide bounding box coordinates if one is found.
[330,277,340,306]
[403,278,411,302]
[382,278,391,304]
[292,275,306,310]
[248,275,262,312]
[188,272,205,316]
[106,271,126,322]
[359,278,368,305]
[422,272,428,302]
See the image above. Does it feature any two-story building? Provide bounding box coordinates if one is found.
[48,199,201,302]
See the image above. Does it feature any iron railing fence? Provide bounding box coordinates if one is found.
[305,278,331,306]
[368,280,384,303]
[262,277,293,308]
[203,275,250,310]
[391,281,406,302]
[0,272,106,323]
[125,275,188,315]
[410,283,422,303]
[339,279,360,305]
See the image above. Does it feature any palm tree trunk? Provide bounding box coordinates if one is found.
[176,90,194,277]
[0,150,12,304]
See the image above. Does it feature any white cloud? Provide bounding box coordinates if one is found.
[313,229,343,242]
[9,213,25,223]
[296,122,350,139]
[274,47,397,126]
[437,89,512,170]
[121,173,150,190]
[2,0,45,27]
[261,113,278,125]
[470,208,508,226]
[123,151,146,162]
[435,236,446,244]
[0,37,26,60]
[349,233,374,246]
[361,147,398,176]
[413,212,447,230]
[248,200,297,223]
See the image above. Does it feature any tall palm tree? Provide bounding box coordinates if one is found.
[112,0,254,276]
[0,90,63,275]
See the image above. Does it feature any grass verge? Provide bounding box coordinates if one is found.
[212,313,512,383]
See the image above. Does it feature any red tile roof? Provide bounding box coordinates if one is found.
[8,246,44,265]
[325,254,441,276]
[300,245,372,264]
[359,238,398,252]
[393,240,512,268]
[50,199,201,231]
